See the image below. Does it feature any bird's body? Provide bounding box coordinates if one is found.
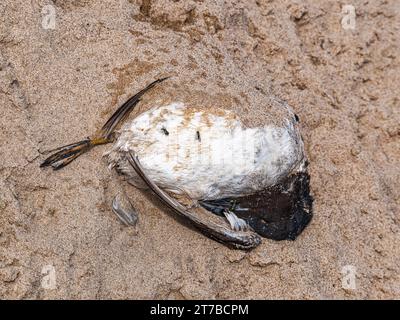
[107,102,306,201]
[41,78,313,248]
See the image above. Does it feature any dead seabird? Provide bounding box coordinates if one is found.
[40,78,312,249]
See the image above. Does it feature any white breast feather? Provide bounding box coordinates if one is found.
[107,102,304,200]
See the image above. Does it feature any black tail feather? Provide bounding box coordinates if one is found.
[40,77,170,170]
[100,77,170,139]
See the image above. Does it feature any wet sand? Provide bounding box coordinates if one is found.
[0,0,399,299]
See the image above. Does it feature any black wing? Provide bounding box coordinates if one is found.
[127,152,261,249]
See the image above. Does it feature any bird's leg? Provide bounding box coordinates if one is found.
[40,77,169,170]
[40,137,111,170]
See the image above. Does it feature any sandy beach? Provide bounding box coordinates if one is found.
[0,0,399,299]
